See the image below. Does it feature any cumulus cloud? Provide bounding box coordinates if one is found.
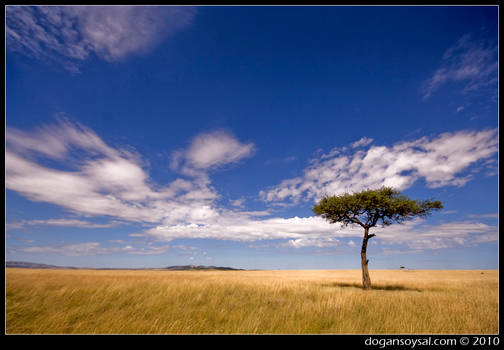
[260,129,498,204]
[282,237,340,249]
[6,119,497,256]
[141,210,497,252]
[374,218,497,249]
[12,215,498,255]
[421,34,497,100]
[144,215,339,243]
[6,5,196,72]
[142,214,497,252]
[171,130,255,176]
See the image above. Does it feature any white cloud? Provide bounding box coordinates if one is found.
[229,198,245,208]
[142,215,497,253]
[5,119,268,249]
[126,245,171,256]
[441,210,457,215]
[23,242,112,256]
[381,248,425,256]
[260,129,498,204]
[351,137,373,148]
[171,130,256,175]
[144,215,341,243]
[6,117,116,159]
[6,5,196,72]
[456,106,465,113]
[467,213,498,219]
[6,119,498,257]
[19,242,174,256]
[421,34,497,100]
[6,118,219,225]
[282,237,340,249]
[371,218,497,251]
[6,218,121,230]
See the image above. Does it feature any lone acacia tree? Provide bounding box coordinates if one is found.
[313,186,443,290]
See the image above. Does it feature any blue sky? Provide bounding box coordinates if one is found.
[5,5,499,270]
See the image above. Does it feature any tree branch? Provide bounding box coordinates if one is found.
[350,216,364,227]
[367,233,376,239]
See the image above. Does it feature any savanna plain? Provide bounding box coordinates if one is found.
[5,268,498,334]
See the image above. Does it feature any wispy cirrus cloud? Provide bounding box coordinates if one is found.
[467,213,498,219]
[5,118,262,244]
[17,242,167,256]
[350,136,373,148]
[20,242,132,256]
[260,129,498,204]
[6,118,220,225]
[6,218,121,230]
[421,34,497,100]
[12,241,205,257]
[6,5,196,72]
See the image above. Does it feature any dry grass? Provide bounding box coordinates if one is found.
[5,268,498,334]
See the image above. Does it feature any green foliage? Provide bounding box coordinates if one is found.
[313,186,443,229]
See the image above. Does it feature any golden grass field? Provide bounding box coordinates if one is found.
[5,268,498,334]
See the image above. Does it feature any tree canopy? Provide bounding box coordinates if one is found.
[313,186,443,229]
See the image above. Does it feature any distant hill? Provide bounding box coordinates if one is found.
[6,261,244,271]
[162,265,244,271]
[6,261,78,269]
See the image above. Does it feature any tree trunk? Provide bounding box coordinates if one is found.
[361,226,372,290]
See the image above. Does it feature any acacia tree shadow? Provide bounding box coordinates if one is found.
[322,282,423,292]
